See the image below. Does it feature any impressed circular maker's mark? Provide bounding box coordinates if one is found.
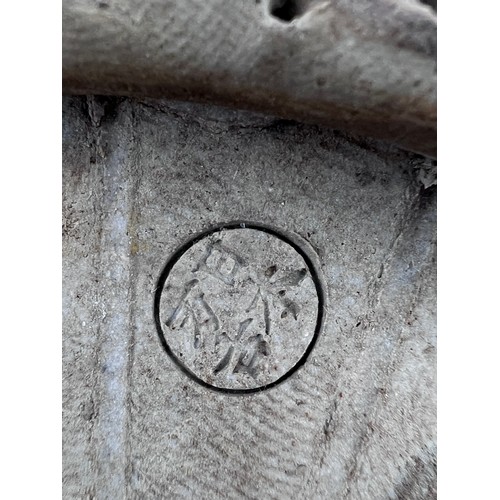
[155,224,322,392]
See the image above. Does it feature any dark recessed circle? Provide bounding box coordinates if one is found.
[154,222,324,394]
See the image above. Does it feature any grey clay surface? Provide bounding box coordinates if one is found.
[62,96,436,499]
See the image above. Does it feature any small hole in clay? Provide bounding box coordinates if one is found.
[270,0,302,22]
[316,77,327,87]
[265,265,278,277]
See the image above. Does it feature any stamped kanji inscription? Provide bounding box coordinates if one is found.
[155,224,322,392]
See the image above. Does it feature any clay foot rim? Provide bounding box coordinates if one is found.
[62,0,436,157]
[154,222,326,394]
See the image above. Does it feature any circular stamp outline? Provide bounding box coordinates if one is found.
[154,221,325,394]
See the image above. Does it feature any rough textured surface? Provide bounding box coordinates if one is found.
[62,0,437,157]
[62,95,436,499]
